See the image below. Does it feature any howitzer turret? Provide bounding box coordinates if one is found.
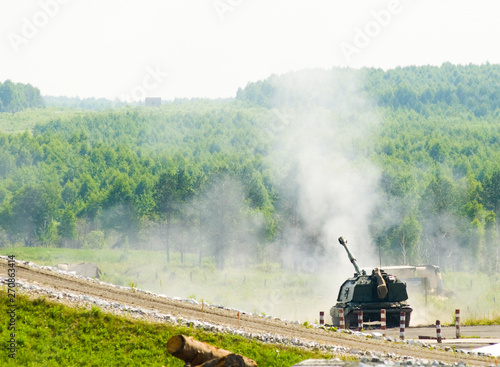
[330,237,412,328]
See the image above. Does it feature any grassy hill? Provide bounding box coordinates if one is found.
[0,290,336,366]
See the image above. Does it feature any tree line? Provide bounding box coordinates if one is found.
[236,64,500,273]
[0,101,276,270]
[0,80,44,113]
[0,65,499,274]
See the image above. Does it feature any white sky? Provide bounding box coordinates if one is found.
[1,0,499,101]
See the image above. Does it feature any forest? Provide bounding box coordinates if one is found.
[0,63,499,274]
[0,80,44,113]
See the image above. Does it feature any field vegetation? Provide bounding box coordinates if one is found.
[0,290,338,366]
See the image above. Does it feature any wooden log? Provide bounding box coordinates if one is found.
[166,335,257,366]
[167,335,230,365]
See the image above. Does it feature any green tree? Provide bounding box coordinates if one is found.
[391,214,422,264]
[482,212,498,275]
[152,167,193,262]
[419,171,460,267]
[59,208,77,247]
[483,171,500,214]
[200,175,248,270]
[101,173,138,245]
[2,183,60,246]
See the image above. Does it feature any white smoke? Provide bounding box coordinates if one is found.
[261,69,384,321]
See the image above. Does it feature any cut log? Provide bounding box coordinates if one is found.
[166,335,231,365]
[166,335,257,366]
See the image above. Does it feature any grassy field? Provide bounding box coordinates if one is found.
[392,271,500,326]
[0,108,83,133]
[0,291,340,366]
[432,272,500,326]
[2,247,499,326]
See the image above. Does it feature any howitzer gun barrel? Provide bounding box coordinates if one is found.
[338,237,361,275]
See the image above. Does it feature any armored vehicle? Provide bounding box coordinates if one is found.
[330,237,412,328]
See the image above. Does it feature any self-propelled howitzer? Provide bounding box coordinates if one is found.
[330,237,412,328]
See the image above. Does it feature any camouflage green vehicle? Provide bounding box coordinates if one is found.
[330,237,412,328]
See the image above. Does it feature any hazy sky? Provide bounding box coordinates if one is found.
[1,0,499,101]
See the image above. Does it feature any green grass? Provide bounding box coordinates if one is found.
[407,271,500,326]
[460,315,500,326]
[0,291,342,366]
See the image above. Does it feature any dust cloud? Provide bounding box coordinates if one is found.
[255,69,384,322]
[133,69,387,323]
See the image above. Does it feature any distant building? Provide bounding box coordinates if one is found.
[145,97,161,107]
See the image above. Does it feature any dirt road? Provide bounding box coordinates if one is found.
[0,258,496,366]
